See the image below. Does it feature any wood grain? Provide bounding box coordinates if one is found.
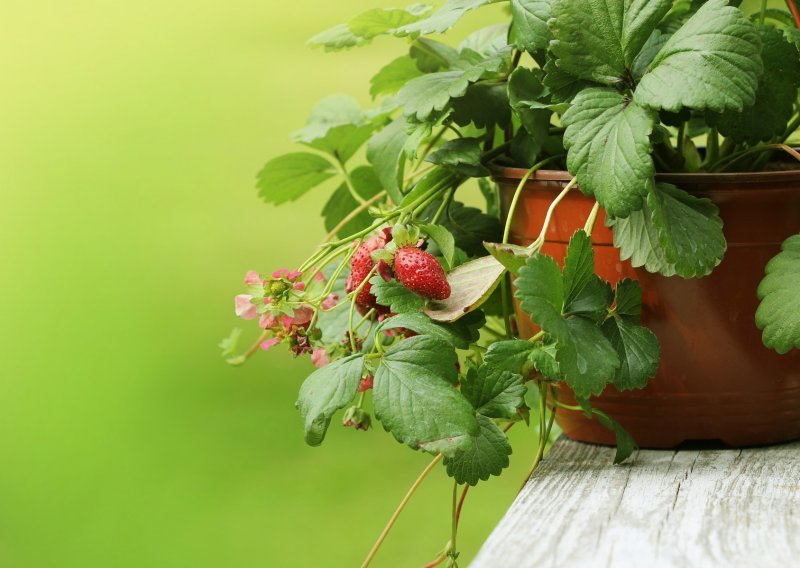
[471,437,800,567]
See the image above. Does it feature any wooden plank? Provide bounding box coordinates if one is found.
[471,437,800,568]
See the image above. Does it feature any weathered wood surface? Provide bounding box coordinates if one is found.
[471,437,800,568]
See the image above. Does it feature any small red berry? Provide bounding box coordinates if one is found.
[346,231,392,315]
[393,246,451,300]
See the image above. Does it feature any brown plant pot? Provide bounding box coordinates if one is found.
[495,167,800,448]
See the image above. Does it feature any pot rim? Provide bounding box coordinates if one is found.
[491,166,800,187]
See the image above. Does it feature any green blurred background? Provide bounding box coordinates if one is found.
[0,1,543,566]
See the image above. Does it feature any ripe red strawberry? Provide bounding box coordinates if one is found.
[346,229,392,315]
[394,246,451,300]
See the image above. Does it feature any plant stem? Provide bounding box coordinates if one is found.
[786,0,800,29]
[502,156,565,244]
[361,454,444,568]
[519,383,557,492]
[712,143,800,172]
[449,480,459,563]
[783,113,800,142]
[323,191,387,243]
[583,201,601,236]
[431,188,455,225]
[705,127,719,166]
[760,0,768,25]
[530,177,578,250]
[226,330,270,366]
[337,159,367,205]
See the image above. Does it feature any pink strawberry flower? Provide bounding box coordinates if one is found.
[322,294,339,310]
[311,348,330,368]
[243,271,262,286]
[261,338,281,351]
[235,295,258,320]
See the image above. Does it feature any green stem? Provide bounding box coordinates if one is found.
[431,188,454,225]
[323,191,386,243]
[705,127,719,167]
[530,177,578,250]
[782,113,800,142]
[502,156,565,244]
[337,158,366,205]
[500,278,513,339]
[583,201,601,236]
[361,454,444,568]
[760,0,768,25]
[449,481,459,562]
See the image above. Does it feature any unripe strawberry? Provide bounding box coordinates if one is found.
[345,229,392,315]
[394,246,451,300]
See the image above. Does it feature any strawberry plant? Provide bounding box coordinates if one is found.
[222,1,800,565]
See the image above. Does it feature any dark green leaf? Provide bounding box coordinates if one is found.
[542,58,590,103]
[256,152,336,205]
[367,118,408,205]
[426,138,490,178]
[562,88,656,218]
[634,0,763,113]
[422,224,457,269]
[462,364,527,419]
[484,339,536,374]
[441,201,502,257]
[609,181,726,278]
[601,317,660,390]
[631,29,670,82]
[708,27,800,144]
[451,82,512,130]
[410,38,460,72]
[373,336,479,455]
[369,275,427,313]
[549,0,672,85]
[322,166,382,238]
[510,0,552,52]
[614,279,643,319]
[756,234,800,354]
[296,355,365,445]
[515,253,568,340]
[377,311,484,349]
[595,411,637,464]
[508,67,552,140]
[562,230,614,321]
[555,317,620,398]
[443,415,512,485]
[370,56,424,99]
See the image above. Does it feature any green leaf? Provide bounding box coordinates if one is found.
[410,38,460,72]
[322,166,382,238]
[646,182,726,278]
[440,201,502,257]
[529,343,561,380]
[756,234,800,354]
[367,118,408,205]
[549,0,672,85]
[631,29,670,82]
[459,24,511,57]
[484,242,532,276]
[562,230,614,321]
[515,253,568,340]
[451,82,512,130]
[634,0,763,113]
[308,24,367,52]
[556,317,620,398]
[601,316,660,390]
[562,88,656,218]
[370,56,424,99]
[594,410,637,464]
[348,4,433,39]
[296,355,365,446]
[394,0,498,38]
[374,336,479,455]
[614,278,643,319]
[218,328,243,358]
[291,95,375,163]
[377,311,484,349]
[369,275,427,313]
[508,67,553,140]
[424,255,506,322]
[510,0,552,52]
[542,58,590,103]
[426,138,490,178]
[422,224,456,269]
[396,50,508,121]
[256,152,336,205]
[443,415,512,485]
[484,339,536,374]
[462,364,527,419]
[708,27,800,144]
[609,181,726,278]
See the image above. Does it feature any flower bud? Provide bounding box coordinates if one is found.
[342,406,371,431]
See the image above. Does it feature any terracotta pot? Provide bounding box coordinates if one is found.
[495,167,800,448]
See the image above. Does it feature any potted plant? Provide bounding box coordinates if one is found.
[222,0,800,565]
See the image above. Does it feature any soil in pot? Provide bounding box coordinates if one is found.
[496,168,800,448]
